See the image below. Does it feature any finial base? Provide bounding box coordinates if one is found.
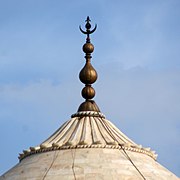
[78,100,100,112]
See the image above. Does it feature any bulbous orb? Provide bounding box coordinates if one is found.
[79,62,97,84]
[83,43,94,53]
[82,86,95,99]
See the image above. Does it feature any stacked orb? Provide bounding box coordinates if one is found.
[78,16,100,112]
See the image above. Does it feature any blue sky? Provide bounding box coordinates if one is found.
[0,0,180,176]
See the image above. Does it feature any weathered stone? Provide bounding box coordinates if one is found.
[1,148,179,179]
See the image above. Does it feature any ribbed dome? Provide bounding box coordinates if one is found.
[18,111,156,161]
[1,111,179,180]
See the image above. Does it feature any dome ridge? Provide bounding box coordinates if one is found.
[19,112,157,161]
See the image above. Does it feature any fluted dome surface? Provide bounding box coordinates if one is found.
[1,111,179,180]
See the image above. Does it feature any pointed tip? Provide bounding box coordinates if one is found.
[86,16,90,22]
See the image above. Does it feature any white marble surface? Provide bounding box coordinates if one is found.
[1,148,178,179]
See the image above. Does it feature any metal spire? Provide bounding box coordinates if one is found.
[78,16,100,112]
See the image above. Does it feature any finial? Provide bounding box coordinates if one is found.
[79,16,97,43]
[78,17,100,112]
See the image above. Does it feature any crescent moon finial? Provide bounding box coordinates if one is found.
[79,16,97,40]
[78,17,100,112]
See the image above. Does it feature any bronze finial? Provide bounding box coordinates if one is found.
[78,17,100,112]
[79,16,97,43]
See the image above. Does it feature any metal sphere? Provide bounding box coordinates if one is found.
[82,86,95,99]
[83,43,94,53]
